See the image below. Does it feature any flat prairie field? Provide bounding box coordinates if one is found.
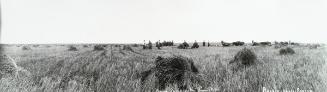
[0,44,326,92]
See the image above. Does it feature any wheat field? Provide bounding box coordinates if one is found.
[0,44,326,92]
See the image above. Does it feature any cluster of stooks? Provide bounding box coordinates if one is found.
[177,41,190,49]
[93,45,106,51]
[143,41,153,49]
[137,46,297,91]
[178,41,201,49]
[154,41,175,49]
[141,40,305,50]
[137,47,293,91]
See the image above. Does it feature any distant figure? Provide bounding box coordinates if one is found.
[203,41,206,47]
[156,40,162,49]
[148,41,152,49]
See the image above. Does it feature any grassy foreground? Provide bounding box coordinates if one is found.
[0,44,326,92]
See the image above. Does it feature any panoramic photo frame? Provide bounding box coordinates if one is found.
[0,0,326,92]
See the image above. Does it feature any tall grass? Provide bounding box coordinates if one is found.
[0,45,326,92]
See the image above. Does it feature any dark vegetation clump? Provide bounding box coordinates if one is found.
[290,42,299,46]
[142,45,146,49]
[0,45,4,52]
[22,46,32,50]
[280,41,289,46]
[182,41,189,48]
[191,41,199,49]
[93,45,105,51]
[178,41,189,49]
[68,46,78,51]
[83,45,89,48]
[161,41,174,46]
[143,41,152,49]
[33,45,40,47]
[137,55,207,91]
[123,45,134,52]
[177,44,186,49]
[148,41,153,49]
[155,41,162,49]
[114,45,120,47]
[100,45,108,48]
[230,48,257,66]
[221,41,232,47]
[232,41,245,46]
[132,44,139,47]
[252,40,260,46]
[260,41,272,46]
[279,47,295,55]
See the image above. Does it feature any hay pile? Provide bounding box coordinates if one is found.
[191,41,199,49]
[230,48,258,66]
[137,55,207,91]
[178,42,189,49]
[229,48,258,73]
[22,46,31,50]
[279,47,295,55]
[232,41,245,46]
[143,41,153,49]
[68,46,78,51]
[221,41,232,47]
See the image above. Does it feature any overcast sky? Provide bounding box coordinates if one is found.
[1,0,327,44]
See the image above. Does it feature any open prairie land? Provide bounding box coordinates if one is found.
[0,44,326,92]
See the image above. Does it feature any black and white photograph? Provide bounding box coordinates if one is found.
[0,0,327,92]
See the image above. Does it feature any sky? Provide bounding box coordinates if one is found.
[1,0,327,44]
